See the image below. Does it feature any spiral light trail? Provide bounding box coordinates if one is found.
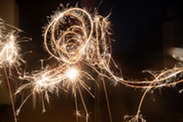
[0,6,182,122]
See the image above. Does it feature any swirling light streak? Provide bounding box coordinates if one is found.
[11,6,183,122]
[15,6,119,122]
[122,66,183,122]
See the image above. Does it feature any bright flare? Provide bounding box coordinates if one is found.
[66,67,78,81]
[0,34,20,67]
[11,6,183,122]
[15,6,120,122]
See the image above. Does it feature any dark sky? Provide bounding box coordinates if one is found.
[101,0,181,53]
[108,0,164,53]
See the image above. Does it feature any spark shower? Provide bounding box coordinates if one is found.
[0,6,183,122]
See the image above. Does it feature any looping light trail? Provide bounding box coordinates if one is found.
[1,6,183,122]
[16,6,120,122]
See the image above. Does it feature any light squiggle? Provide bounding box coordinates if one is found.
[16,6,121,122]
[121,67,183,122]
[12,6,183,122]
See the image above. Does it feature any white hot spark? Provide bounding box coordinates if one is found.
[65,67,79,81]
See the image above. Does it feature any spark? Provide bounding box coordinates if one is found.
[120,67,183,122]
[0,22,23,68]
[15,6,121,122]
[12,5,183,122]
[65,67,79,81]
[0,34,19,67]
[0,19,26,122]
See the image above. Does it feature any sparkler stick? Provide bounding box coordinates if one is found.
[3,67,18,122]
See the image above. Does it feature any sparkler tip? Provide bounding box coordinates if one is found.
[66,67,79,81]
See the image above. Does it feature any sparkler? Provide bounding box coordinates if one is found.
[1,5,182,122]
[66,67,79,81]
[0,20,24,68]
[0,19,25,122]
[15,6,121,122]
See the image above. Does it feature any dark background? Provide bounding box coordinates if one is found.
[0,0,183,122]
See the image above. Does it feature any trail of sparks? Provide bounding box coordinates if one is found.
[122,66,183,122]
[0,19,25,122]
[15,6,121,122]
[0,21,24,68]
[1,6,182,122]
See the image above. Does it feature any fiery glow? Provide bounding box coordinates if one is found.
[15,6,120,122]
[7,6,183,122]
[65,67,79,81]
[0,34,19,67]
[0,20,23,68]
[0,19,26,122]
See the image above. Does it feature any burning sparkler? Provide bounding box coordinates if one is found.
[9,5,183,122]
[15,6,121,122]
[0,20,24,68]
[0,19,26,122]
